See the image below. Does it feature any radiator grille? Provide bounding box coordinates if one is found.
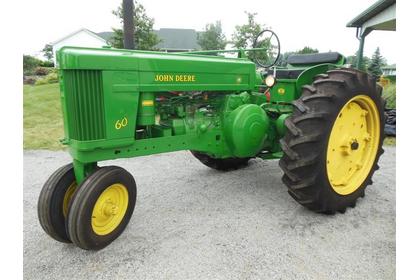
[63,70,106,141]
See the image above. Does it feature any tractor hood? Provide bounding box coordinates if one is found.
[57,46,260,92]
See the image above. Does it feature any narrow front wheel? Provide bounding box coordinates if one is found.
[66,166,137,250]
[37,163,78,243]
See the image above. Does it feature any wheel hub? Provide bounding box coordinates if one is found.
[91,183,129,235]
[103,200,119,216]
[326,95,380,195]
[351,141,359,150]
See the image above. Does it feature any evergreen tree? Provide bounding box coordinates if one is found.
[368,47,386,77]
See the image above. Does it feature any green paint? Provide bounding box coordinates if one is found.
[56,46,345,184]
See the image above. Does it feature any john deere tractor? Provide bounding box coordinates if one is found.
[38,30,385,250]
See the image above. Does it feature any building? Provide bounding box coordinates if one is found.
[50,28,109,64]
[347,0,396,69]
[154,28,200,52]
[97,28,201,52]
[381,64,396,85]
[382,64,396,77]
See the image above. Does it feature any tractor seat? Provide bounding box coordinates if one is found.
[267,69,305,79]
[287,52,343,66]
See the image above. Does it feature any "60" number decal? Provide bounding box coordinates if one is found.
[115,117,128,130]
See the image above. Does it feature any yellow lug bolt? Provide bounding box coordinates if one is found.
[104,203,118,216]
[363,133,371,141]
[360,110,369,117]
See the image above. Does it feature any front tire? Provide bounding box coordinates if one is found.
[66,166,137,250]
[279,68,385,214]
[37,163,78,243]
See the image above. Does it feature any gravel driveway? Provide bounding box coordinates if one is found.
[23,147,395,280]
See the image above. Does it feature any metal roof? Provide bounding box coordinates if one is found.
[155,28,200,50]
[381,64,396,70]
[347,0,396,27]
[96,28,201,50]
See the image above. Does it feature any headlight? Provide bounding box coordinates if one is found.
[265,75,276,87]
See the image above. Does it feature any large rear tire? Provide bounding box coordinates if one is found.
[279,68,385,214]
[190,151,251,171]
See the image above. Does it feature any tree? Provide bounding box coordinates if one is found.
[368,47,387,77]
[296,46,319,54]
[231,12,265,49]
[197,21,227,50]
[110,0,161,50]
[231,11,268,63]
[42,44,54,62]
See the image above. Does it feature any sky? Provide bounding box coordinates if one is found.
[23,0,396,64]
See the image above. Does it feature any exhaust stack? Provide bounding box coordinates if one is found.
[122,0,135,49]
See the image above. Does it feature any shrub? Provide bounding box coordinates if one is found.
[23,55,42,75]
[35,72,58,85]
[382,82,396,109]
[39,60,54,67]
[34,67,50,76]
[49,67,58,74]
[23,76,37,85]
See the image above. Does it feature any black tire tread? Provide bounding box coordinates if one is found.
[37,163,75,243]
[279,68,386,214]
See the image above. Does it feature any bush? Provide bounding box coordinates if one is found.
[23,76,37,85]
[34,67,50,76]
[39,60,54,67]
[49,67,58,74]
[382,82,396,109]
[23,54,54,76]
[35,72,58,85]
[23,55,42,75]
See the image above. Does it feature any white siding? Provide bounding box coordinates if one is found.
[52,30,109,65]
[383,69,396,76]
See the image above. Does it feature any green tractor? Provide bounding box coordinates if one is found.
[38,30,385,250]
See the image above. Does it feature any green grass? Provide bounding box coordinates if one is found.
[23,83,65,150]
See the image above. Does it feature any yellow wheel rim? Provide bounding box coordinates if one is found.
[327,95,380,195]
[91,184,129,236]
[63,182,77,218]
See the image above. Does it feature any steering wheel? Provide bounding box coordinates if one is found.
[252,30,281,68]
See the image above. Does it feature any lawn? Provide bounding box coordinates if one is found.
[23,83,396,150]
[23,83,65,150]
